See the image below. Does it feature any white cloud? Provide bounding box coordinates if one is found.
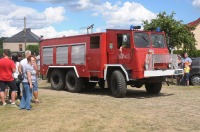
[193,0,200,7]
[91,12,99,17]
[0,21,19,37]
[73,0,98,11]
[25,0,100,11]
[23,0,156,32]
[32,26,79,38]
[94,2,156,29]
[0,0,157,39]
[44,7,65,23]
[0,0,66,37]
[25,0,66,2]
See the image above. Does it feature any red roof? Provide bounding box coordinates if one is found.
[188,18,200,27]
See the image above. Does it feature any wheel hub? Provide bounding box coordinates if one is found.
[69,77,75,86]
[53,75,59,84]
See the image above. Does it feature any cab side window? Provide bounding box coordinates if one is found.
[117,34,130,48]
[90,36,100,49]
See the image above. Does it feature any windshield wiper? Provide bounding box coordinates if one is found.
[140,34,148,43]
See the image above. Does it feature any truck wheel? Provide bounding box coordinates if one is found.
[145,82,162,94]
[50,69,65,90]
[66,70,83,92]
[98,79,105,89]
[111,70,127,98]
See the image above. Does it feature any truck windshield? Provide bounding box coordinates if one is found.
[134,32,150,48]
[151,34,166,48]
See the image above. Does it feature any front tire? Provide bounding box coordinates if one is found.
[65,70,83,92]
[111,70,127,98]
[50,69,65,90]
[145,82,162,94]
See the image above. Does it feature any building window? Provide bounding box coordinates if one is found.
[19,44,22,51]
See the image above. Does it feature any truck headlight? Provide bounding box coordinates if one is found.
[168,63,172,69]
[145,63,149,70]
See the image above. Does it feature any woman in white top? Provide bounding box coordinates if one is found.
[12,54,21,100]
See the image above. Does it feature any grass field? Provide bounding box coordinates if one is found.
[0,80,200,132]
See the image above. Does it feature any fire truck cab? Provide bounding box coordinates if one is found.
[40,27,183,98]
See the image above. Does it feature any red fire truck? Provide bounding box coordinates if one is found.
[40,27,183,98]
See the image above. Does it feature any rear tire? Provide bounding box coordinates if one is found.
[111,70,127,98]
[50,69,65,90]
[145,82,162,94]
[65,70,83,92]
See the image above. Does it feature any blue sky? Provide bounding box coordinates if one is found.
[0,0,200,38]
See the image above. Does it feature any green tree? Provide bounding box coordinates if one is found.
[26,44,39,55]
[0,48,3,58]
[0,37,7,49]
[143,12,196,52]
[0,37,7,57]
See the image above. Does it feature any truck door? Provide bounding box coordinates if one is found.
[107,32,133,67]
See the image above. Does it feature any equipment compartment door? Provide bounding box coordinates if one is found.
[87,36,102,73]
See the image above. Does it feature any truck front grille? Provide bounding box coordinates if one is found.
[145,54,178,71]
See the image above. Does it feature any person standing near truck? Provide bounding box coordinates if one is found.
[36,54,40,78]
[182,52,192,67]
[176,55,183,85]
[19,55,37,110]
[19,50,40,103]
[184,62,190,86]
[12,54,21,100]
[181,52,192,85]
[0,49,18,106]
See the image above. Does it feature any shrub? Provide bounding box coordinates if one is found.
[0,48,3,58]
[173,50,200,57]
[26,45,39,55]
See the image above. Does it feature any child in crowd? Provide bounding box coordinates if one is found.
[184,62,190,86]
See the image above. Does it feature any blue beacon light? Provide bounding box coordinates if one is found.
[130,25,134,30]
[156,27,161,32]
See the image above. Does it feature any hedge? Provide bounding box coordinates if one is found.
[0,48,3,58]
[173,50,200,58]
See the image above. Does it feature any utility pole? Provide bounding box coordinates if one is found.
[24,16,27,50]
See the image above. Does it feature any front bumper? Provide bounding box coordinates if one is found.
[144,69,183,77]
